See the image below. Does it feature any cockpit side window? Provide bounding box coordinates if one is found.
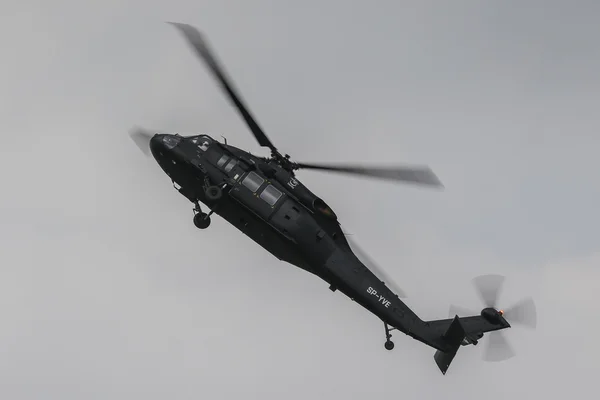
[216,155,237,173]
[241,171,264,192]
[224,159,237,173]
[191,135,212,151]
[217,154,230,168]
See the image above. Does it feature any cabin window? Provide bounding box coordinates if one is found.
[224,159,237,173]
[260,184,283,206]
[242,171,264,192]
[217,155,230,168]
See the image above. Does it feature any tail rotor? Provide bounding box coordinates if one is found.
[449,274,537,362]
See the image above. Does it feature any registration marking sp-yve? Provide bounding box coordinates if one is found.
[367,286,391,308]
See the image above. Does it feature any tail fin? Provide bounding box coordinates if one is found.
[428,312,510,375]
[433,316,465,374]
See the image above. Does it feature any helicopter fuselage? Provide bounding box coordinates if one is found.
[135,22,522,375]
[148,132,468,351]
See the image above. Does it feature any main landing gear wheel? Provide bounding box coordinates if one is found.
[384,340,395,350]
[193,212,211,229]
[205,185,222,201]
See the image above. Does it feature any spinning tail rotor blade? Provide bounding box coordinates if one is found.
[483,331,516,362]
[292,162,443,188]
[472,274,505,308]
[168,22,278,154]
[129,126,155,156]
[503,297,537,329]
[449,275,536,366]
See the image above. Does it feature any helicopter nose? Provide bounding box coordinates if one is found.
[149,134,182,158]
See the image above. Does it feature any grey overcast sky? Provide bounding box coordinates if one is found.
[1,0,599,398]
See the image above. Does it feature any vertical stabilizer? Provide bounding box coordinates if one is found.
[433,316,466,375]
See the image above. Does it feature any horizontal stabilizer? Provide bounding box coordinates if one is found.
[433,316,466,375]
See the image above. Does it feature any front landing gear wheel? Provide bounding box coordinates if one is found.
[193,212,211,229]
[384,341,395,351]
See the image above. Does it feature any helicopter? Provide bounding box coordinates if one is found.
[130,22,537,375]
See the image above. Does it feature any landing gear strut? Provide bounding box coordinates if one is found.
[193,181,228,229]
[193,201,212,229]
[384,322,396,350]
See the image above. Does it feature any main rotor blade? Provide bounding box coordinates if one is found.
[129,126,155,156]
[293,162,443,187]
[483,331,515,362]
[472,274,505,308]
[346,235,407,298]
[168,22,277,153]
[503,297,537,329]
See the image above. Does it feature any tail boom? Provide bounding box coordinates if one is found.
[322,248,511,374]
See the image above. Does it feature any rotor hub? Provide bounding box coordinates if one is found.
[481,307,505,323]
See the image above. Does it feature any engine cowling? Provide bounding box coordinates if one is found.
[273,169,337,220]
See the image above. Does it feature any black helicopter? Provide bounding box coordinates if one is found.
[130,22,537,375]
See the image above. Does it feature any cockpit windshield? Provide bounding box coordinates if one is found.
[163,135,182,149]
[191,135,213,151]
